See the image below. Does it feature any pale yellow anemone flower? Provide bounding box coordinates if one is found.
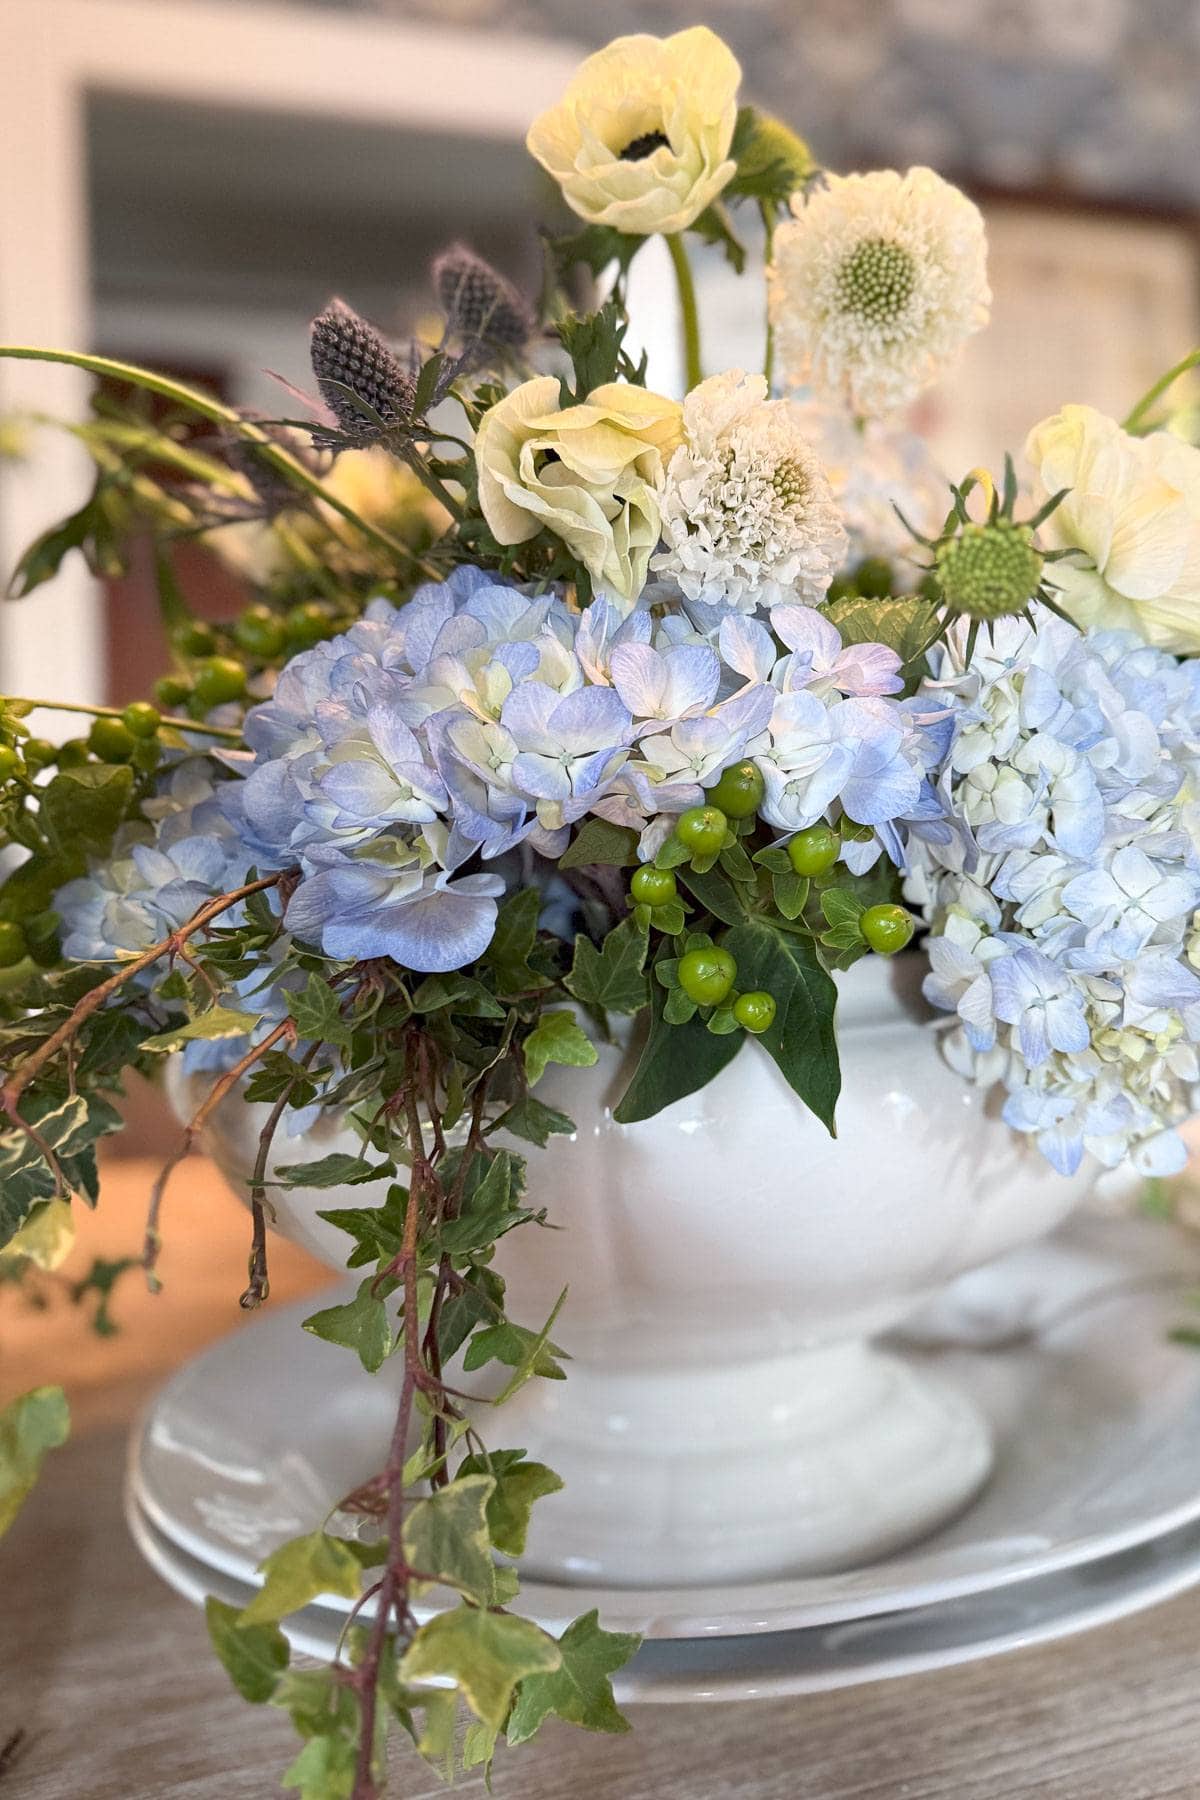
[526,27,741,237]
[1025,404,1200,653]
[475,375,682,606]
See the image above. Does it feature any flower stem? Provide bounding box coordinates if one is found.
[760,202,777,390]
[1122,348,1200,435]
[665,233,702,391]
[7,696,243,743]
[0,346,441,579]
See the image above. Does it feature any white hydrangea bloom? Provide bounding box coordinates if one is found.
[768,167,990,417]
[651,370,847,611]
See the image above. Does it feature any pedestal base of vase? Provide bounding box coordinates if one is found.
[497,1338,993,1586]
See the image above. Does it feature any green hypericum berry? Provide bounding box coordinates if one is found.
[192,657,247,707]
[630,865,677,908]
[121,701,161,740]
[55,738,90,768]
[285,602,335,648]
[733,990,776,1034]
[787,824,840,877]
[0,746,19,779]
[935,520,1043,621]
[853,556,894,599]
[154,675,191,708]
[23,737,57,769]
[675,806,728,856]
[677,946,737,1007]
[172,620,217,658]
[707,760,764,820]
[0,920,27,967]
[861,904,915,956]
[233,605,287,659]
[88,717,136,762]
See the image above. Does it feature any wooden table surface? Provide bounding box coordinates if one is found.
[4,1155,1200,1799]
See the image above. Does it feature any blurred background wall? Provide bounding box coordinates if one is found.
[2,0,1199,1149]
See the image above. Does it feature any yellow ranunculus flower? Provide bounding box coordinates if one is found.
[526,27,741,237]
[474,375,682,606]
[1025,404,1200,653]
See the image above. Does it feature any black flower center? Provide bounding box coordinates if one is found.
[619,130,670,162]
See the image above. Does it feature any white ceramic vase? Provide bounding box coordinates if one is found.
[170,955,1094,1588]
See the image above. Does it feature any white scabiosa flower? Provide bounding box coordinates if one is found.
[1024,403,1200,654]
[651,370,847,611]
[768,167,991,417]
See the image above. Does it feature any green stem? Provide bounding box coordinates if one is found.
[664,233,702,390]
[1122,347,1200,435]
[759,202,777,391]
[9,696,243,743]
[0,346,441,579]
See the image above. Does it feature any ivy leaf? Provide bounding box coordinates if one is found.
[205,1596,289,1704]
[458,1448,564,1558]
[558,817,639,871]
[461,1720,499,1775]
[239,1530,361,1626]
[0,1386,70,1537]
[438,1150,536,1256]
[494,1094,576,1148]
[485,887,546,996]
[464,1289,570,1393]
[436,1265,505,1363]
[273,1151,394,1190]
[523,1010,597,1086]
[410,971,505,1018]
[303,1279,392,1373]
[318,1185,407,1269]
[507,1609,641,1745]
[288,972,353,1049]
[613,951,742,1123]
[399,1605,561,1733]
[282,1733,356,1800]
[139,1006,261,1054]
[565,915,649,1015]
[403,1473,498,1606]
[38,764,134,858]
[722,920,840,1132]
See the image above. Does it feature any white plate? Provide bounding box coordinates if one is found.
[126,1481,1200,1702]
[131,1212,1200,1640]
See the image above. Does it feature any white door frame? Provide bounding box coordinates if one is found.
[0,0,581,703]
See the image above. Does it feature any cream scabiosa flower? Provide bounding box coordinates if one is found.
[526,27,741,237]
[768,167,990,417]
[1024,404,1200,654]
[474,375,682,607]
[652,370,846,611]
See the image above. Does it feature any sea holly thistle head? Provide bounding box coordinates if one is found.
[431,243,535,368]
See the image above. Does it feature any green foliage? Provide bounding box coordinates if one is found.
[399,1605,561,1733]
[724,105,815,207]
[457,1448,564,1557]
[139,1005,262,1053]
[205,1597,290,1703]
[0,1385,69,1536]
[565,914,649,1015]
[523,1010,597,1085]
[556,297,647,404]
[544,222,643,289]
[239,1530,362,1626]
[722,921,840,1131]
[507,1609,640,1744]
[303,1280,393,1373]
[403,1474,499,1606]
[823,592,941,690]
[494,1094,576,1148]
[273,1151,394,1190]
[558,817,639,871]
[614,948,743,1123]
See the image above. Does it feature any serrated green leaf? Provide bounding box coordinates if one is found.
[273,1151,394,1190]
[722,920,840,1131]
[523,1010,597,1086]
[288,972,352,1048]
[303,1279,392,1373]
[507,1609,640,1745]
[403,1473,498,1606]
[458,1449,564,1558]
[0,1385,69,1537]
[239,1530,361,1626]
[565,915,649,1015]
[439,1150,534,1255]
[317,1186,407,1268]
[400,1605,560,1733]
[558,817,639,870]
[139,1006,260,1054]
[494,1094,575,1148]
[205,1596,289,1704]
[282,1733,356,1800]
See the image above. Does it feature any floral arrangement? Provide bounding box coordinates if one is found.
[2,23,1200,1796]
